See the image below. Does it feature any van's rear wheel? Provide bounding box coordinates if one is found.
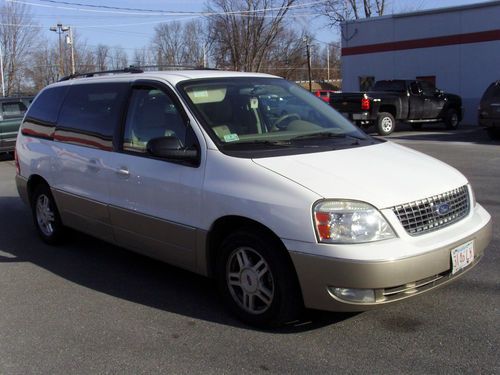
[31,184,65,244]
[376,112,396,135]
[216,229,302,328]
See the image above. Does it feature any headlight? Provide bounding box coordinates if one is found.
[313,200,396,243]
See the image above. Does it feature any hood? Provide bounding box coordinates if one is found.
[252,142,468,209]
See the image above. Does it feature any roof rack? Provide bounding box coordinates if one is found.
[137,64,219,71]
[59,67,144,81]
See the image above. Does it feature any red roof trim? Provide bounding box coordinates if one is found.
[342,29,500,56]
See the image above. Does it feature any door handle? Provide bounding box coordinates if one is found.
[87,159,100,173]
[115,167,130,176]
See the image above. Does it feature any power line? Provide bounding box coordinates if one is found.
[7,0,329,17]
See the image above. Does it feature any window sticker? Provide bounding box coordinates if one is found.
[224,133,240,142]
[193,90,209,98]
[250,98,259,109]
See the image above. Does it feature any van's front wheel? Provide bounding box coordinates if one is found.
[216,229,302,328]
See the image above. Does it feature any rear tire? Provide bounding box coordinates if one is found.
[445,108,459,129]
[216,228,302,328]
[31,184,65,245]
[376,112,396,135]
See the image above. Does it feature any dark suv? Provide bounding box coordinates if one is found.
[478,81,500,139]
[0,96,33,153]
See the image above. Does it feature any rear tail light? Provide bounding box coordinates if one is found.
[361,97,370,111]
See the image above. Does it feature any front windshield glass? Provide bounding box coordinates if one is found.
[179,77,374,155]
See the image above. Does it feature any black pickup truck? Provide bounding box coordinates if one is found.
[330,80,463,135]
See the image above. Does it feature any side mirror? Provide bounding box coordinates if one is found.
[147,136,199,163]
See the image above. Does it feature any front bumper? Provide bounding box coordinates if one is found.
[288,206,492,312]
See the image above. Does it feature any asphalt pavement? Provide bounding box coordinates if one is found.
[0,125,498,374]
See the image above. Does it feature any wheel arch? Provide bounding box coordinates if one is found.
[378,105,397,118]
[205,215,296,279]
[26,174,50,203]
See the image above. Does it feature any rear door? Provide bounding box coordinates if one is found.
[106,81,204,271]
[50,82,130,242]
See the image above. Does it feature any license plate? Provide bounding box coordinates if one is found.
[451,240,474,274]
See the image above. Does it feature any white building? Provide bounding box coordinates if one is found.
[340,1,500,124]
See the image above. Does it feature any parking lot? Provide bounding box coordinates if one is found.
[0,125,498,374]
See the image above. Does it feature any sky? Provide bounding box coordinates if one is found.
[3,0,494,57]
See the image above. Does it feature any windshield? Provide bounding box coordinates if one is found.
[179,77,373,156]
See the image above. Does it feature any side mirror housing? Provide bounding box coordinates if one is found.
[147,136,199,164]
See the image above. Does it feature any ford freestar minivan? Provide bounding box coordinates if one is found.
[15,69,492,327]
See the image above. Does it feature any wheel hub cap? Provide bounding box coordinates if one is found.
[226,247,275,315]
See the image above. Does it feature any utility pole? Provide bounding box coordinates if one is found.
[327,44,330,82]
[0,43,5,97]
[65,27,75,75]
[304,37,312,92]
[50,23,70,78]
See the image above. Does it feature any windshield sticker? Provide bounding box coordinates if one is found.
[250,98,259,109]
[224,133,240,142]
[193,90,209,98]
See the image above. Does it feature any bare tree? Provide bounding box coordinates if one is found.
[152,20,205,67]
[94,44,110,71]
[264,28,308,80]
[24,40,59,91]
[323,0,386,25]
[132,47,153,67]
[206,0,297,72]
[109,47,128,70]
[0,2,39,95]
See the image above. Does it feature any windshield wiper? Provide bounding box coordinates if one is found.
[222,139,291,148]
[291,132,364,142]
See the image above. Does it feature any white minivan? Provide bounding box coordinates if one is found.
[15,69,492,327]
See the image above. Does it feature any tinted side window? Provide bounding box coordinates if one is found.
[123,86,187,154]
[419,81,436,96]
[56,82,129,150]
[1,102,27,118]
[21,86,68,139]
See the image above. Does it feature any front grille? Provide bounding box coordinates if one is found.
[392,185,470,236]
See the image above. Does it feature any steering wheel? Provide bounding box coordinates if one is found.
[273,113,301,129]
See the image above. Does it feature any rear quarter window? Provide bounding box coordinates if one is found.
[21,86,68,139]
[56,82,129,150]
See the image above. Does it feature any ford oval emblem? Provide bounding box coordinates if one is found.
[436,203,450,216]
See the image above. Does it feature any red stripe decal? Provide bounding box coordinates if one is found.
[342,29,500,56]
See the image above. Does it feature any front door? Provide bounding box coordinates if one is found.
[106,82,204,271]
[420,81,446,119]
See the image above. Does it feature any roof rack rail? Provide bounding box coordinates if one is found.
[137,64,219,71]
[59,67,143,81]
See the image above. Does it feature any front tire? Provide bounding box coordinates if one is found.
[376,112,396,135]
[216,229,302,328]
[445,108,460,129]
[31,184,65,244]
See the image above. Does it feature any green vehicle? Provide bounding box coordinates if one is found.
[0,96,33,153]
